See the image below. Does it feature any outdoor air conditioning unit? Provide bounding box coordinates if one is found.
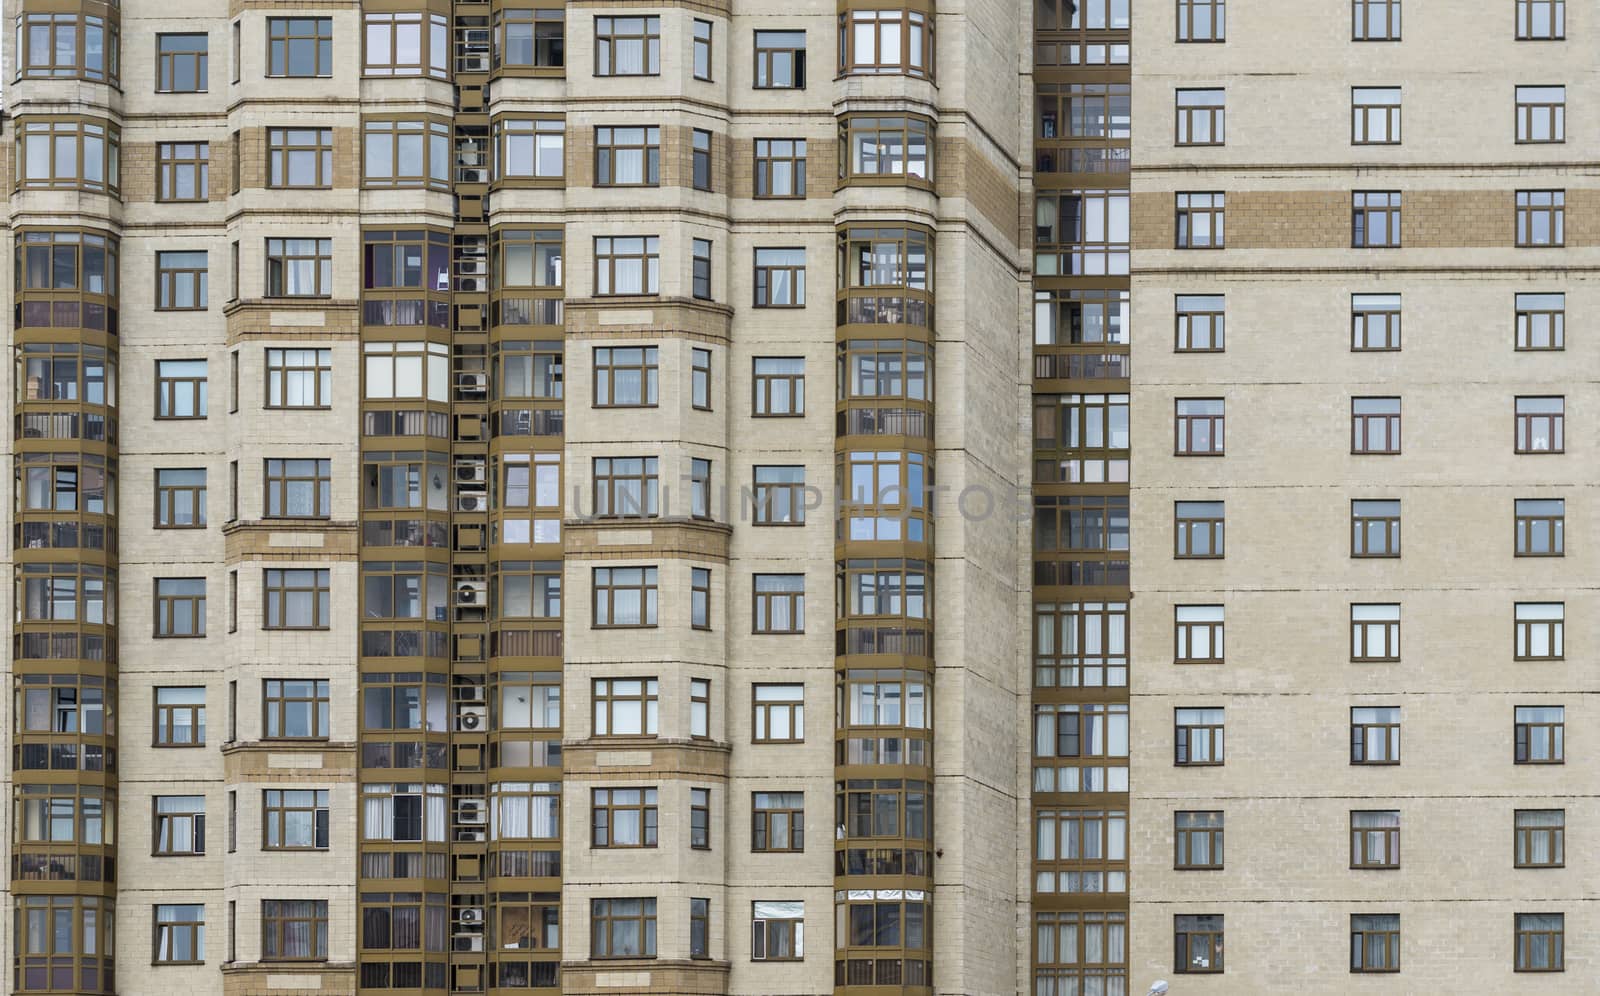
[455,706,486,731]
[459,167,488,184]
[456,463,486,484]
[459,908,484,925]
[456,581,487,606]
[459,799,487,826]
[457,494,485,513]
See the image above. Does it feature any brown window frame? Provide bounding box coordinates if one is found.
[157,141,209,202]
[154,686,207,746]
[1351,293,1401,350]
[752,465,806,525]
[1174,708,1224,766]
[592,567,659,628]
[1175,501,1225,559]
[1515,396,1564,453]
[594,16,660,77]
[1516,292,1565,350]
[1350,914,1400,973]
[592,456,659,518]
[1515,706,1564,764]
[591,787,659,847]
[753,248,805,308]
[1351,603,1400,662]
[1175,398,1224,455]
[266,17,333,78]
[1176,0,1225,41]
[754,30,806,89]
[362,117,452,189]
[591,678,659,737]
[156,33,208,93]
[752,791,805,852]
[1516,189,1565,247]
[593,346,659,408]
[1350,809,1400,868]
[690,787,711,849]
[753,574,805,634]
[264,789,331,850]
[753,357,805,416]
[1350,707,1401,764]
[15,12,120,85]
[361,11,448,78]
[590,898,657,959]
[754,138,807,198]
[1517,0,1564,40]
[594,236,659,296]
[839,9,932,78]
[154,904,207,964]
[1516,602,1564,661]
[263,679,331,741]
[691,568,711,630]
[692,18,713,80]
[264,458,332,519]
[1175,192,1225,248]
[594,126,660,187]
[153,795,207,856]
[1515,913,1564,971]
[692,129,712,192]
[1353,190,1402,247]
[1353,0,1401,40]
[1351,87,1401,144]
[1175,294,1224,351]
[1515,809,1564,868]
[156,359,208,419]
[268,127,334,189]
[265,238,334,298]
[1174,810,1223,870]
[1516,85,1565,142]
[155,251,208,312]
[690,678,710,737]
[266,348,333,409]
[263,568,331,630]
[1351,397,1401,453]
[1173,915,1224,974]
[1351,500,1401,558]
[156,468,207,529]
[155,578,207,638]
[692,238,713,301]
[262,900,330,961]
[753,684,804,743]
[1174,605,1223,665]
[1175,88,1225,146]
[1515,498,1565,557]
[692,349,712,411]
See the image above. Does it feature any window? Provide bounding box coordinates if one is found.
[1036,911,1128,993]
[753,357,804,415]
[691,679,710,737]
[362,12,448,77]
[593,457,658,517]
[752,249,806,307]
[1516,913,1563,971]
[264,569,330,629]
[691,569,711,630]
[693,19,712,80]
[268,128,333,188]
[1351,500,1400,557]
[1515,396,1564,452]
[753,685,804,742]
[1175,398,1224,454]
[1515,292,1564,350]
[692,239,712,300]
[1350,914,1400,973]
[1353,191,1401,246]
[1517,190,1565,246]
[267,18,332,76]
[1516,86,1565,142]
[755,31,806,88]
[1353,0,1400,39]
[1517,603,1564,660]
[1516,498,1564,556]
[265,459,332,518]
[752,466,806,524]
[1175,708,1223,765]
[264,679,330,739]
[691,899,710,958]
[592,788,658,847]
[232,20,240,81]
[595,126,659,186]
[840,9,932,77]
[1349,87,1402,145]
[262,900,329,960]
[15,119,121,194]
[266,349,332,408]
[155,469,207,529]
[266,238,333,297]
[15,12,119,84]
[1034,188,1127,274]
[231,130,241,193]
[754,574,805,633]
[595,16,659,75]
[753,792,804,851]
[265,789,330,849]
[154,795,206,855]
[1350,809,1400,868]
[157,142,209,201]
[1351,604,1400,662]
[752,901,803,960]
[1175,89,1224,145]
[1177,0,1225,41]
[157,34,208,92]
[1352,293,1401,350]
[692,349,712,410]
[155,905,205,964]
[594,347,658,407]
[494,9,564,70]
[363,118,452,189]
[1175,294,1223,351]
[595,237,659,295]
[691,788,710,848]
[157,359,208,418]
[156,578,206,637]
[693,129,712,191]
[1175,606,1223,664]
[1351,707,1400,763]
[591,898,656,958]
[1515,705,1564,763]
[1174,915,1223,973]
[155,687,206,746]
[755,138,806,197]
[230,242,239,300]
[1516,810,1564,867]
[592,678,658,736]
[155,251,208,312]
[1175,501,1224,558]
[1175,192,1224,248]
[593,568,658,627]
[1517,0,1564,39]
[1352,397,1401,453]
[1175,811,1223,869]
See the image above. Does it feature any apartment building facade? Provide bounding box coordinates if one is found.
[7,0,1595,992]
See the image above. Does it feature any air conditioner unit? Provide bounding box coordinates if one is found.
[456,581,487,605]
[459,259,488,276]
[459,799,487,826]
[459,167,488,184]
[461,54,490,72]
[456,463,486,484]
[456,706,486,731]
[457,277,487,293]
[457,494,485,513]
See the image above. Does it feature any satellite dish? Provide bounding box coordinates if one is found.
[1147,982,1170,996]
